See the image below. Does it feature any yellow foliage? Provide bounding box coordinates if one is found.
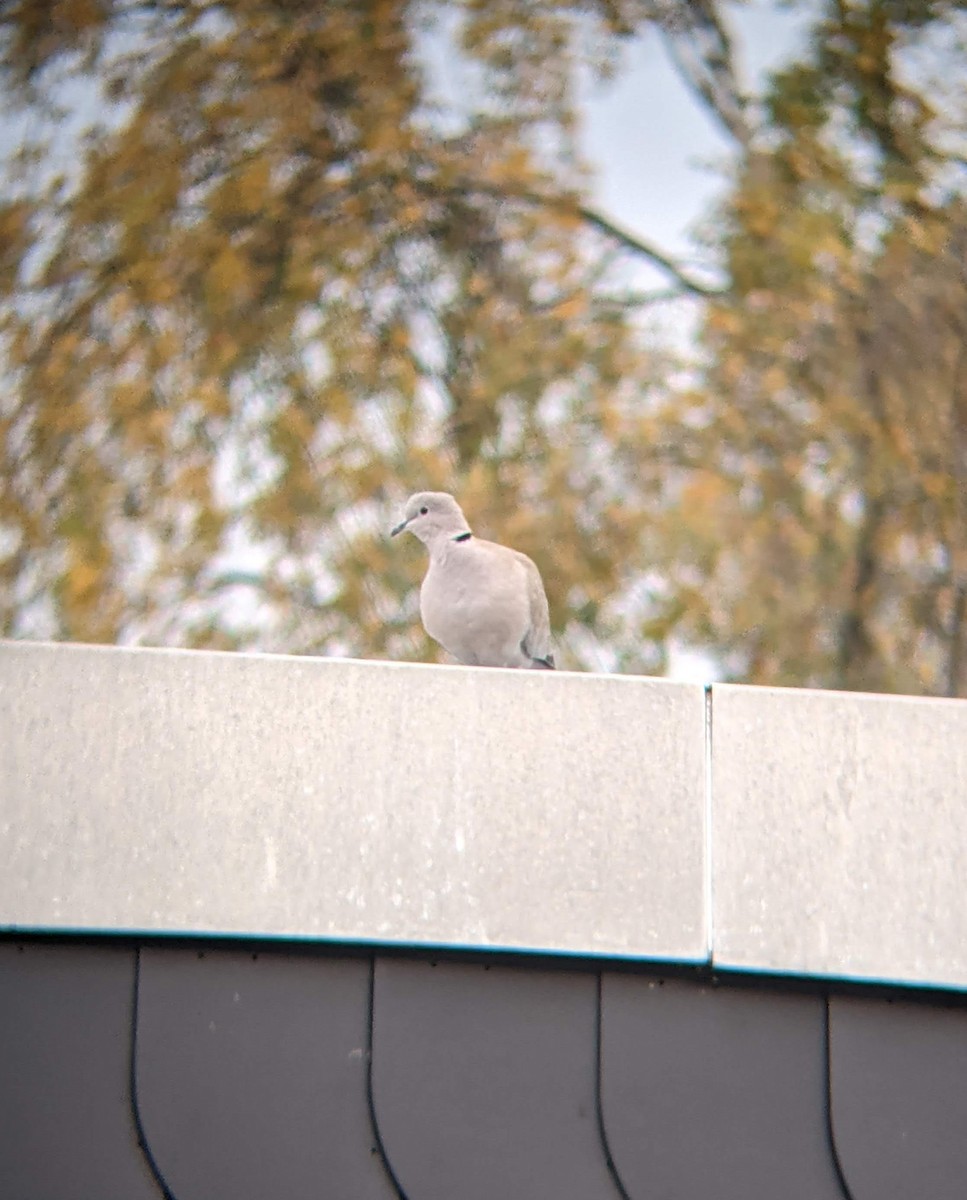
[278,405,316,446]
[680,472,730,515]
[60,0,104,33]
[234,161,272,216]
[65,559,102,605]
[114,380,151,418]
[196,381,231,419]
[145,408,171,442]
[549,294,586,321]
[206,247,252,310]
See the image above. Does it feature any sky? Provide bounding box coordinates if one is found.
[580,1,818,261]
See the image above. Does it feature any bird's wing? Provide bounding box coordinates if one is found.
[514,550,553,665]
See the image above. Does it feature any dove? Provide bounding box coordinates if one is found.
[391,492,554,669]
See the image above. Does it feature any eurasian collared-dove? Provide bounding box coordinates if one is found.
[391,492,555,669]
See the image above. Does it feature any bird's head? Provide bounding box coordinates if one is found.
[391,492,471,546]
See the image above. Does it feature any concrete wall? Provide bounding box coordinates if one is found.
[3,640,966,989]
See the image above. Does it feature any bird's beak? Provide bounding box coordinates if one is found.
[390,518,408,537]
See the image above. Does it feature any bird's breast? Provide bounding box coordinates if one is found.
[420,551,530,664]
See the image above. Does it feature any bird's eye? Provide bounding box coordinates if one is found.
[420,506,428,515]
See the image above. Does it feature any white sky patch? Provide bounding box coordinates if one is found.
[666,640,723,684]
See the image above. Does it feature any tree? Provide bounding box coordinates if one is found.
[666,0,967,695]
[0,0,736,671]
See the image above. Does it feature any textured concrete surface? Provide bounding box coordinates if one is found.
[711,684,967,989]
[0,641,707,958]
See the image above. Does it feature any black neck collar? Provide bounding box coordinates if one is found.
[453,531,472,543]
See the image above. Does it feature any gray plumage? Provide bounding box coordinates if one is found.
[391,492,554,669]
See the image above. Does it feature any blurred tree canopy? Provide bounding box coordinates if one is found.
[667,0,967,696]
[2,0,967,694]
[0,0,733,671]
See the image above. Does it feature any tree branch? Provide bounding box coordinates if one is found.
[431,170,723,298]
[658,0,752,147]
[574,203,722,296]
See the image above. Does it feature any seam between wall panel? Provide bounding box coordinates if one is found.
[128,948,177,1200]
